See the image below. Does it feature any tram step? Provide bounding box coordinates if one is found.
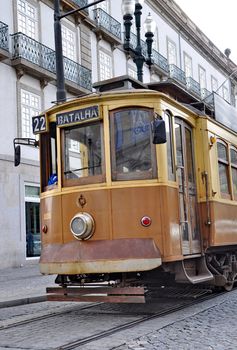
[175,256,214,284]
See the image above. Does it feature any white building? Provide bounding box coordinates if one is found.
[0,0,236,268]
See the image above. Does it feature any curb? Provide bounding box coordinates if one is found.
[0,295,47,309]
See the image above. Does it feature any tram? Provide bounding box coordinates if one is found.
[15,76,237,302]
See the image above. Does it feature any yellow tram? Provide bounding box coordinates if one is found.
[15,77,237,302]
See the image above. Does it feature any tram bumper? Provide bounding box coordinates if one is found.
[39,238,161,275]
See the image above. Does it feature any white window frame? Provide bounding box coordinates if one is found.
[198,65,207,90]
[99,49,113,81]
[211,76,218,92]
[167,38,177,65]
[222,86,229,102]
[62,24,76,61]
[21,89,41,138]
[17,0,38,40]
[128,65,137,79]
[96,0,109,12]
[183,52,192,78]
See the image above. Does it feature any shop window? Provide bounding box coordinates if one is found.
[25,185,40,258]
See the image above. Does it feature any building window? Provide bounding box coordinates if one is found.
[184,53,192,78]
[231,147,237,199]
[153,28,159,52]
[167,39,177,65]
[198,66,206,90]
[21,89,41,138]
[128,65,137,79]
[99,49,113,81]
[211,76,218,92]
[97,0,109,12]
[17,0,38,39]
[25,184,40,258]
[62,25,76,61]
[222,86,229,102]
[217,141,230,198]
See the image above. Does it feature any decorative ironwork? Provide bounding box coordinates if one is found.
[11,32,56,72]
[11,32,92,91]
[128,32,147,57]
[201,88,214,106]
[169,64,186,85]
[152,49,169,73]
[0,21,9,51]
[186,77,201,96]
[72,0,89,14]
[94,8,121,40]
[63,56,92,91]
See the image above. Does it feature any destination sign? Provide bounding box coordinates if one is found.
[56,105,99,126]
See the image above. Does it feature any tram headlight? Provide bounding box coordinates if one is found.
[70,212,95,240]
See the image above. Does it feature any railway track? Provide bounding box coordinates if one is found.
[0,285,228,350]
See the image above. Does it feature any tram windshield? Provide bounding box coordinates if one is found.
[110,108,157,180]
[62,121,103,186]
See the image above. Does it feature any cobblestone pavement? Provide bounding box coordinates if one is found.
[113,296,237,350]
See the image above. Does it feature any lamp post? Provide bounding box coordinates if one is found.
[54,0,106,103]
[122,0,156,82]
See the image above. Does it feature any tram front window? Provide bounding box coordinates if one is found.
[110,108,157,180]
[63,122,103,186]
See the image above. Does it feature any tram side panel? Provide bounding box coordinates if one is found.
[198,118,237,249]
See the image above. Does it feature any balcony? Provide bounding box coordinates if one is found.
[169,64,186,85]
[186,77,201,97]
[128,32,147,57]
[71,0,89,14]
[0,21,10,60]
[11,32,92,93]
[152,49,169,74]
[93,8,121,44]
[201,88,214,106]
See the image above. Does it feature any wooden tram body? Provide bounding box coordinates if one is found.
[31,78,237,302]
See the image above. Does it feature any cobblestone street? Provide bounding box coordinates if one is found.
[114,296,237,350]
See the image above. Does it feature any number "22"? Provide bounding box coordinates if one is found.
[33,115,46,133]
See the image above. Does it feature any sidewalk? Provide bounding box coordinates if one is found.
[0,264,55,308]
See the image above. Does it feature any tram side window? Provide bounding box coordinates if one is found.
[62,121,104,186]
[217,141,231,198]
[231,147,237,199]
[164,111,175,181]
[110,108,157,181]
[41,122,57,191]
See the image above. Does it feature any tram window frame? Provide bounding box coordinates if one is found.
[40,122,57,192]
[61,120,105,187]
[110,107,157,181]
[230,146,237,200]
[164,110,175,181]
[217,140,231,199]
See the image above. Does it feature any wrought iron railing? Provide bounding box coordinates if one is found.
[201,88,214,105]
[11,32,92,91]
[0,21,9,51]
[94,8,121,40]
[71,0,89,13]
[64,56,92,91]
[152,49,169,73]
[186,77,201,96]
[11,32,56,72]
[128,32,147,57]
[169,64,186,85]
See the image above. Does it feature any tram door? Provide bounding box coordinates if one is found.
[175,119,201,255]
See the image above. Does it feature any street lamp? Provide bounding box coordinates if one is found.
[54,0,106,103]
[122,0,156,82]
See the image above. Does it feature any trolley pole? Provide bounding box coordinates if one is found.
[54,0,106,103]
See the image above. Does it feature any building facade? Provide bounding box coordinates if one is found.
[0,0,237,268]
